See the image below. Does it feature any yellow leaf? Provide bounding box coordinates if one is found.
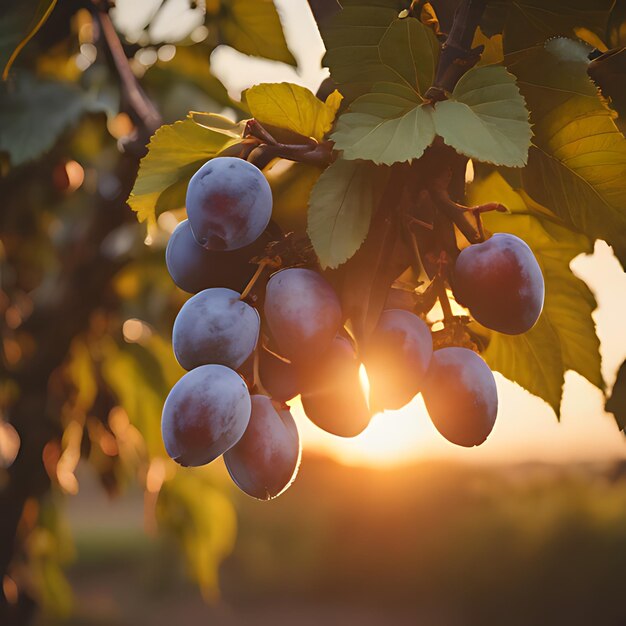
[128,115,239,224]
[244,83,342,141]
[473,27,504,66]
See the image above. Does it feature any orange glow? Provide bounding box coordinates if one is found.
[65,160,85,192]
[107,112,134,139]
[2,576,18,605]
[0,421,20,469]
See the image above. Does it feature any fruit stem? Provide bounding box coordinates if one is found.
[405,226,425,278]
[435,277,455,324]
[240,259,270,301]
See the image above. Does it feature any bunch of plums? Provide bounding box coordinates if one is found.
[161,156,545,500]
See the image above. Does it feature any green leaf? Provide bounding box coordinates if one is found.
[218,0,296,65]
[434,65,532,167]
[321,1,412,101]
[606,361,626,433]
[329,15,439,164]
[333,65,531,167]
[326,169,411,340]
[482,314,565,415]
[331,82,436,164]
[128,115,240,224]
[509,38,626,266]
[157,470,237,599]
[0,74,109,166]
[468,172,603,415]
[499,0,613,54]
[307,159,390,269]
[245,82,342,140]
[0,0,57,79]
[101,337,184,458]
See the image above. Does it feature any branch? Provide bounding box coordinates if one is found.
[94,8,162,134]
[425,0,488,101]
[243,120,334,169]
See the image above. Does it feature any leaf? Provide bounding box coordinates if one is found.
[128,115,240,224]
[606,361,626,433]
[190,111,248,137]
[332,65,531,167]
[482,315,565,415]
[267,161,322,233]
[244,83,342,141]
[509,38,626,266]
[66,339,98,413]
[307,159,390,269]
[331,82,436,164]
[101,338,184,458]
[157,470,237,600]
[327,168,411,340]
[329,16,440,164]
[499,0,613,54]
[0,74,109,166]
[0,0,58,79]
[473,27,504,67]
[218,0,296,65]
[434,65,532,167]
[468,172,603,415]
[321,0,411,101]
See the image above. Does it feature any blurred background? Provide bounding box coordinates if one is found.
[1,1,626,625]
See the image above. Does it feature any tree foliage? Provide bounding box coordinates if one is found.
[1,0,625,622]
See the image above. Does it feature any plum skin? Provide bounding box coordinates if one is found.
[258,347,301,403]
[161,364,251,467]
[186,157,272,251]
[224,395,301,500]
[300,335,371,438]
[363,309,433,411]
[264,268,342,364]
[452,233,544,335]
[423,347,497,448]
[172,287,260,371]
[165,219,265,294]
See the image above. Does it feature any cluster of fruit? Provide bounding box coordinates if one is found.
[162,156,545,500]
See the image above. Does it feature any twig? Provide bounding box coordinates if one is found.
[243,120,334,168]
[425,0,488,101]
[94,9,162,133]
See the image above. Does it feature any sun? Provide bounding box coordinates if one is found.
[288,364,450,467]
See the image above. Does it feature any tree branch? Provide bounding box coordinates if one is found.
[425,0,488,101]
[93,8,162,134]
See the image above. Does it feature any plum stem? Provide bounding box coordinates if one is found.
[435,276,455,324]
[240,259,271,301]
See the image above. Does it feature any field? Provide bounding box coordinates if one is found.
[58,454,626,626]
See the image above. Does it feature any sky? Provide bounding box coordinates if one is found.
[114,0,626,467]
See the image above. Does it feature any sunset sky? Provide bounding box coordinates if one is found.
[116,0,626,467]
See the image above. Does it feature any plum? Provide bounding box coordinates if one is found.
[423,347,497,447]
[258,347,301,402]
[363,309,433,411]
[224,395,301,500]
[452,233,544,335]
[165,219,266,293]
[172,287,259,371]
[186,157,272,251]
[161,364,251,466]
[300,336,370,437]
[264,268,342,363]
